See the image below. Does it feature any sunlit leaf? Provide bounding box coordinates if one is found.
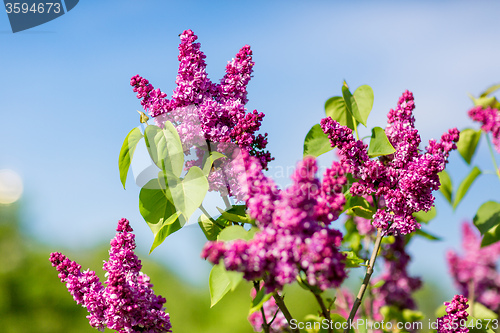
[457,128,481,165]
[438,171,453,204]
[217,206,254,225]
[453,166,481,209]
[324,96,356,131]
[303,124,334,157]
[160,166,208,221]
[352,85,374,126]
[118,127,143,189]
[413,207,437,223]
[480,83,500,98]
[209,263,243,307]
[249,287,273,314]
[368,126,396,158]
[143,122,184,177]
[473,201,500,235]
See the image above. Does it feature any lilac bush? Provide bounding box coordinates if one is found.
[50,30,500,333]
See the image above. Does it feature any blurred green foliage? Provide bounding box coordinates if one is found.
[0,204,321,332]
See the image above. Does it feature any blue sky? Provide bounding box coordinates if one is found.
[1,0,500,298]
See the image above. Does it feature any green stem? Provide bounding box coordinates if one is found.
[485,134,500,181]
[273,292,299,333]
[313,293,332,333]
[343,228,383,333]
[254,282,271,333]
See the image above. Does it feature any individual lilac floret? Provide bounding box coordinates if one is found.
[371,235,422,321]
[468,105,500,153]
[447,222,500,312]
[202,156,347,292]
[437,295,469,333]
[49,218,172,333]
[248,287,287,332]
[321,90,459,235]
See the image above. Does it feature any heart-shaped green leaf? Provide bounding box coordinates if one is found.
[368,126,396,158]
[303,123,334,157]
[457,128,481,165]
[161,166,209,221]
[144,122,184,177]
[324,96,356,131]
[473,201,500,235]
[209,263,243,307]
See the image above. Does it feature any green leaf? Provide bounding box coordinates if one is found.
[139,179,185,252]
[202,151,226,177]
[303,124,334,157]
[435,304,447,318]
[118,127,143,189]
[217,225,256,242]
[453,166,481,209]
[342,84,364,126]
[473,201,500,235]
[413,207,437,223]
[438,170,453,204]
[198,214,227,241]
[324,96,356,131]
[414,229,441,241]
[481,224,500,247]
[217,206,254,225]
[342,251,365,268]
[457,128,481,164]
[149,211,182,253]
[344,195,376,219]
[160,166,209,221]
[352,85,374,126]
[402,309,424,323]
[209,263,243,307]
[372,280,385,288]
[470,95,497,108]
[472,302,498,319]
[208,263,231,307]
[466,317,496,333]
[480,83,500,98]
[368,127,396,158]
[143,122,184,177]
[249,288,273,314]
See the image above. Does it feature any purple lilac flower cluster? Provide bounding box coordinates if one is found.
[202,155,347,292]
[437,295,469,333]
[468,105,500,153]
[321,90,459,235]
[49,218,171,333]
[371,235,422,321]
[447,222,500,312]
[248,287,287,332]
[130,30,272,170]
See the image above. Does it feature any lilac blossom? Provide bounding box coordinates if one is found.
[468,105,500,153]
[371,235,422,321]
[202,155,347,292]
[248,287,287,332]
[130,30,272,173]
[447,222,500,312]
[49,218,172,333]
[437,295,469,333]
[321,90,459,235]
